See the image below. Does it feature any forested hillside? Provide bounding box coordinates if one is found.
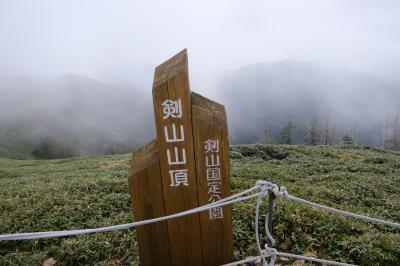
[218,61,400,145]
[0,74,154,159]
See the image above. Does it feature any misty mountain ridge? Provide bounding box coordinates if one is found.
[0,74,154,158]
[1,61,399,159]
[219,60,399,144]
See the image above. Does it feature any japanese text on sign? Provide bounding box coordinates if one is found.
[204,139,223,219]
[162,99,188,187]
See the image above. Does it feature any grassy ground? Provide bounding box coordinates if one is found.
[0,144,399,265]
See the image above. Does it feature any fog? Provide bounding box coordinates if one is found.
[1,1,400,84]
[1,1,400,158]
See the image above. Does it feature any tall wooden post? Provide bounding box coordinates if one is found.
[128,49,233,265]
[192,92,234,265]
[152,49,203,265]
[128,140,172,266]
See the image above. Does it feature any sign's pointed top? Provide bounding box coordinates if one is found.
[153,49,188,87]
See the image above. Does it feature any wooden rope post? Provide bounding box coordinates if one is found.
[192,92,234,265]
[128,49,233,265]
[128,140,172,265]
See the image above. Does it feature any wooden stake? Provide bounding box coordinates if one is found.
[192,92,234,265]
[128,140,172,266]
[152,49,203,265]
[128,49,234,265]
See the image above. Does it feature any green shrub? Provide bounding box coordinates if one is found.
[32,137,76,159]
[231,144,289,160]
[364,157,389,164]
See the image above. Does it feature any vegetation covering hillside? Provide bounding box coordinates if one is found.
[1,144,399,265]
[219,61,400,146]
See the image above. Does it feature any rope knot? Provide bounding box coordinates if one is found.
[255,180,272,197]
[264,246,278,254]
[263,247,278,266]
[255,180,269,187]
[272,186,289,200]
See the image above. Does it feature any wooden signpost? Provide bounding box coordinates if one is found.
[128,49,233,265]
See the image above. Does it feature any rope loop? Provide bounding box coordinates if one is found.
[255,180,273,197]
[264,246,278,254]
[272,185,289,200]
[264,247,278,266]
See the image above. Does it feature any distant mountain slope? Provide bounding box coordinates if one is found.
[0,74,154,158]
[1,61,399,159]
[218,60,399,144]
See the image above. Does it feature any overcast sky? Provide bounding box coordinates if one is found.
[1,0,399,87]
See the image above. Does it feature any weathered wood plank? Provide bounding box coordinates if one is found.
[192,92,234,265]
[130,50,234,265]
[128,140,172,266]
[152,49,203,265]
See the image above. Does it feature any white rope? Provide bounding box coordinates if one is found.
[264,247,357,266]
[226,192,356,266]
[273,186,400,229]
[221,253,273,266]
[264,195,276,248]
[264,194,277,266]
[0,183,272,241]
[226,184,356,266]
[255,189,268,266]
[226,183,399,266]
[252,184,354,266]
[254,181,278,266]
[2,178,399,266]
[222,248,357,266]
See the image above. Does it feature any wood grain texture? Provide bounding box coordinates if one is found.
[129,50,233,265]
[192,92,234,265]
[128,140,172,266]
[152,49,203,265]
